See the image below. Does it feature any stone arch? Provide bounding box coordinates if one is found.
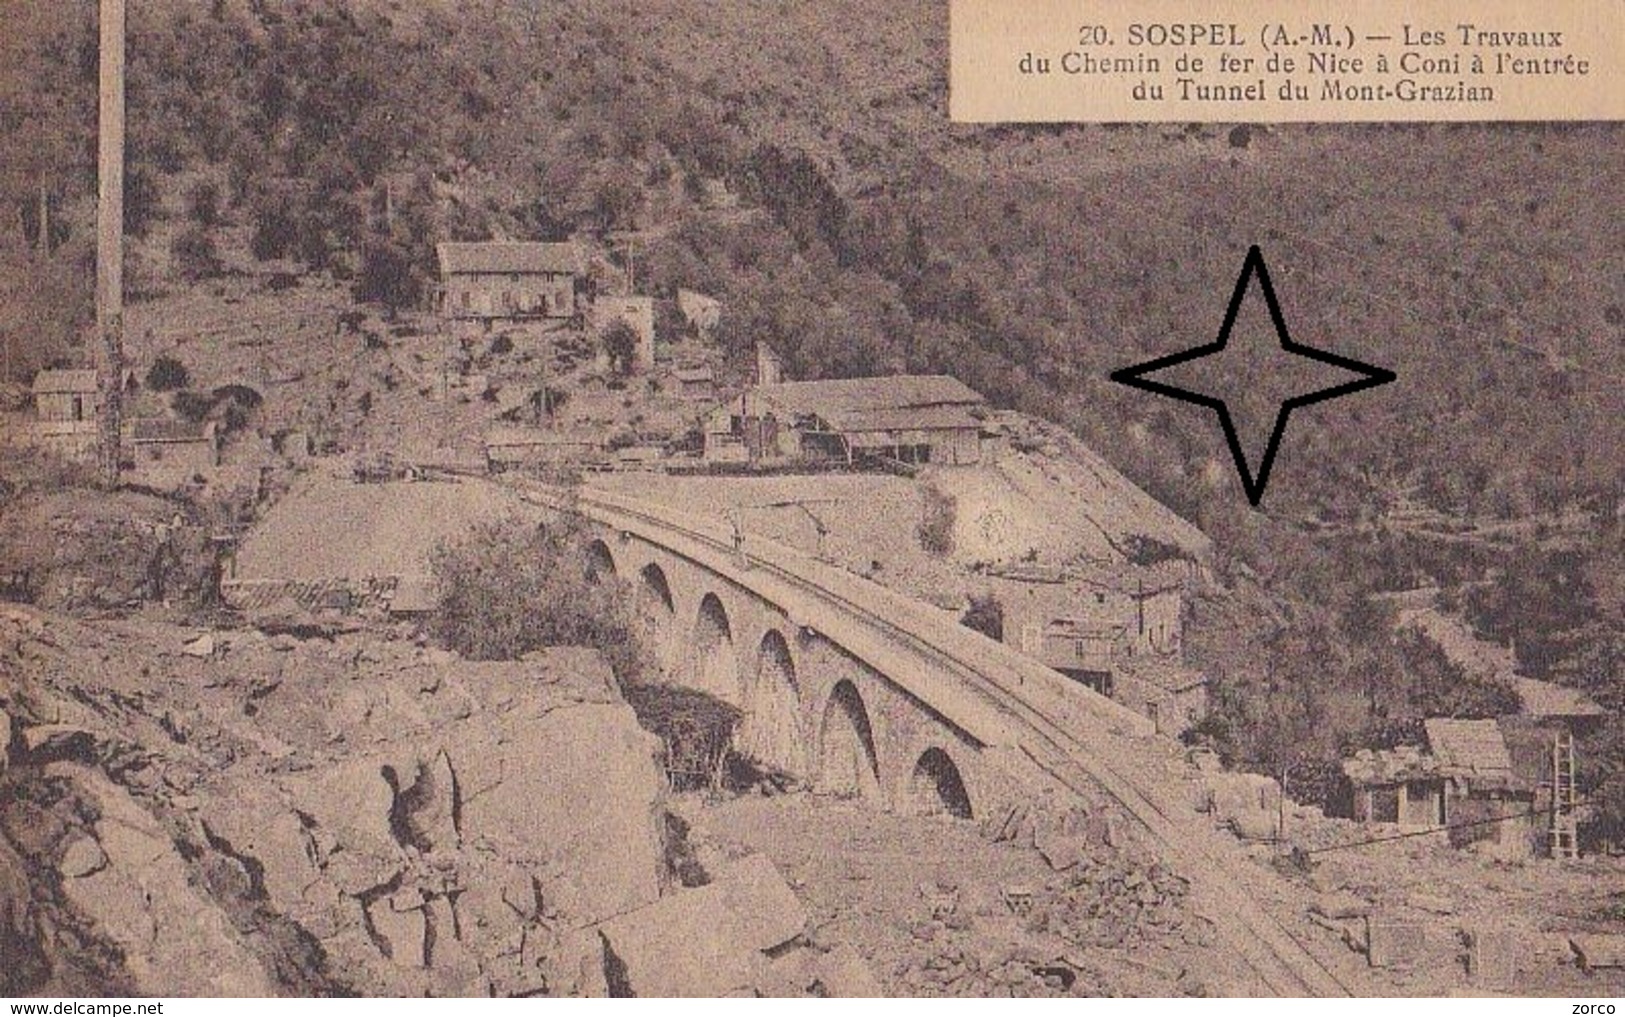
[637,562,675,617]
[818,680,881,801]
[690,592,741,705]
[636,562,680,678]
[584,539,617,582]
[907,747,974,819]
[739,629,804,776]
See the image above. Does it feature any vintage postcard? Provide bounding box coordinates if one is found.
[0,0,1620,1002]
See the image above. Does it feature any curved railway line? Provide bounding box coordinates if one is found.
[524,482,1357,996]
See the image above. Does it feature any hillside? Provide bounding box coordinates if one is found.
[1,0,1619,843]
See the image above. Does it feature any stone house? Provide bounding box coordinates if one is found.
[436,242,583,331]
[31,368,101,460]
[1339,718,1536,856]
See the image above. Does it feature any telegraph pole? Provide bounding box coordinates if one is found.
[96,0,126,488]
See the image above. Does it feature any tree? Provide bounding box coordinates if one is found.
[960,592,1004,641]
[355,239,424,314]
[145,355,189,392]
[917,485,956,556]
[601,320,639,375]
[188,179,221,227]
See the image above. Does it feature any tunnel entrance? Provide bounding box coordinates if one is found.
[818,680,881,800]
[909,747,973,819]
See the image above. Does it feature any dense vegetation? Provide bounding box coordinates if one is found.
[3,0,1619,842]
[429,514,648,682]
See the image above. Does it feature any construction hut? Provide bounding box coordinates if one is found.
[483,426,604,473]
[1501,677,1607,858]
[31,369,102,460]
[674,366,717,402]
[1424,718,1535,857]
[726,375,985,467]
[1339,719,1535,854]
[1340,744,1448,832]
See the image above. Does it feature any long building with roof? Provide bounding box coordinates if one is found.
[707,374,987,467]
[435,241,584,325]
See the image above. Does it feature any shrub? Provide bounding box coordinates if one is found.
[602,320,640,375]
[917,485,956,556]
[171,227,224,282]
[250,201,300,261]
[146,355,190,392]
[188,180,222,227]
[429,514,649,683]
[960,591,1004,641]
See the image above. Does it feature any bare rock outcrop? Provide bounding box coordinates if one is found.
[0,606,671,997]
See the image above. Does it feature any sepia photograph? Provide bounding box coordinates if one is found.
[0,0,1621,1002]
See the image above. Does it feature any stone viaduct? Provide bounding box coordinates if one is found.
[526,484,1357,997]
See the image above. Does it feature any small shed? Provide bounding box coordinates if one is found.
[32,369,100,424]
[1341,745,1447,831]
[1425,718,1535,856]
[31,369,101,459]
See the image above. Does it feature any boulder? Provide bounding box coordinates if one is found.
[290,756,399,862]
[812,943,886,997]
[199,791,320,916]
[458,703,665,927]
[59,768,276,995]
[59,837,107,879]
[598,884,757,997]
[597,854,807,997]
[712,853,807,953]
[394,749,459,853]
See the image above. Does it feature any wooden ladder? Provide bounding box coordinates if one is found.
[1550,729,1579,859]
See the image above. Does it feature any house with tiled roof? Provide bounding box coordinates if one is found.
[1339,717,1537,856]
[435,241,584,327]
[707,374,987,467]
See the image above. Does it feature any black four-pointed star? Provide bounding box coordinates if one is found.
[1109,245,1395,507]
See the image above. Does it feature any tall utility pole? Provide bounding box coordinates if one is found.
[96,0,126,488]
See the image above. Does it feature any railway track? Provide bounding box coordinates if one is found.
[528,482,1356,995]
